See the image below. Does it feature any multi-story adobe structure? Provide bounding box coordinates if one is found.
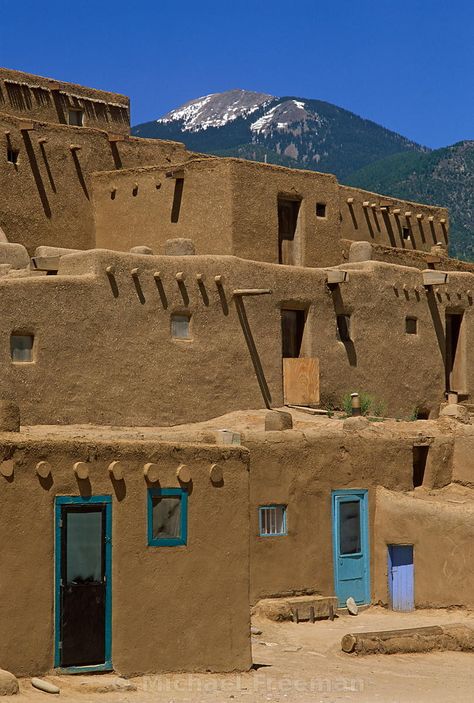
[0,67,473,679]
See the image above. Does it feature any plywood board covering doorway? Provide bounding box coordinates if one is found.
[283,357,319,406]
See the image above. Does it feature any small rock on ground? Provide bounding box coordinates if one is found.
[0,669,18,696]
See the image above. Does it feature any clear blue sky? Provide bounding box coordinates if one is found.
[1,0,472,149]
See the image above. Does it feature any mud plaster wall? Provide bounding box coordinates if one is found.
[92,159,234,254]
[0,437,251,676]
[339,185,449,252]
[0,114,187,253]
[0,67,130,134]
[245,429,463,605]
[2,253,474,425]
[91,158,449,268]
[374,486,474,608]
[229,160,341,267]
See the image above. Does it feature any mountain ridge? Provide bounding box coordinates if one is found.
[132,90,473,260]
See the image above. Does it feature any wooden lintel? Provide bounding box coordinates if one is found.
[31,256,60,272]
[108,134,125,143]
[19,122,35,132]
[327,270,349,284]
[422,269,449,286]
[165,170,185,179]
[425,255,442,264]
[233,288,272,296]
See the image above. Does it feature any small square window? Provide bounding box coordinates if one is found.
[10,334,34,363]
[148,488,187,547]
[402,227,411,240]
[171,314,191,339]
[406,317,418,335]
[336,314,351,342]
[259,505,287,537]
[7,148,19,164]
[68,109,84,126]
[316,202,326,218]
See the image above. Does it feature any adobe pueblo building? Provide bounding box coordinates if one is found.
[0,67,473,678]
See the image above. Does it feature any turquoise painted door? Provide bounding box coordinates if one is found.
[332,491,370,607]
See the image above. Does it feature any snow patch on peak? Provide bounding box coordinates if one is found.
[250,99,325,136]
[158,89,275,132]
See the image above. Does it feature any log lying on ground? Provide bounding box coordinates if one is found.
[342,624,474,655]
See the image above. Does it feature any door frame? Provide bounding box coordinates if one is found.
[331,489,370,606]
[54,495,112,672]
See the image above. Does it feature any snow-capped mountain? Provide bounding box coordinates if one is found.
[132,89,427,180]
[159,89,274,132]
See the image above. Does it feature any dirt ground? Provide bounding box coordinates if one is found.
[7,607,474,703]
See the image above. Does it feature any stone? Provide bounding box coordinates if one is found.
[164,238,196,256]
[0,401,20,431]
[130,245,154,255]
[439,404,471,424]
[0,225,8,242]
[343,416,370,431]
[348,241,373,263]
[0,668,18,695]
[0,242,29,269]
[31,678,59,694]
[346,597,358,615]
[250,626,262,635]
[265,411,293,431]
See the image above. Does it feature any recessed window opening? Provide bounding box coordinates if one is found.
[336,314,351,342]
[171,313,191,340]
[413,446,429,488]
[402,227,411,240]
[281,308,306,358]
[259,505,287,536]
[10,333,34,363]
[7,148,19,164]
[405,317,418,335]
[68,109,84,126]
[148,488,187,547]
[278,197,301,265]
[316,202,326,218]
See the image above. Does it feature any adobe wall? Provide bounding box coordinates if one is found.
[244,425,474,608]
[1,251,474,425]
[229,159,341,267]
[92,157,450,268]
[0,67,130,134]
[92,158,234,255]
[0,434,251,676]
[0,114,187,253]
[373,485,474,608]
[244,425,457,604]
[339,184,449,252]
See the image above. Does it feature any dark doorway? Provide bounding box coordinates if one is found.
[56,498,111,670]
[278,197,301,265]
[281,308,305,358]
[445,312,465,393]
[412,446,429,488]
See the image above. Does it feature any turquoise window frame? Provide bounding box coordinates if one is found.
[148,488,188,547]
[259,504,287,537]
